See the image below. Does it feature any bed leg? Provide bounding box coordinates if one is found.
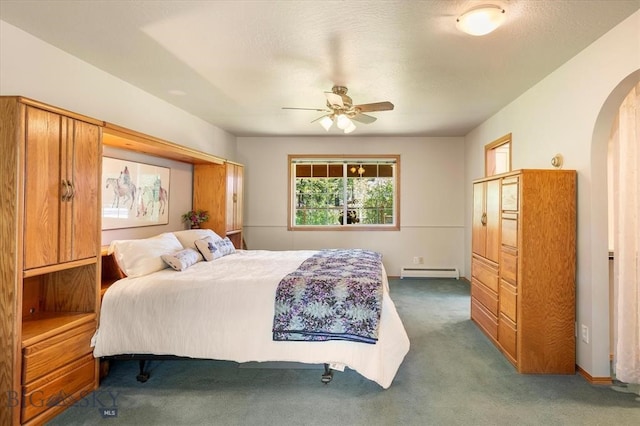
[321,363,333,384]
[136,360,150,382]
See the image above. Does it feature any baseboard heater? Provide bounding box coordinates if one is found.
[400,266,459,279]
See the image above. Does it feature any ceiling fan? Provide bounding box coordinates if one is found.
[282,86,394,133]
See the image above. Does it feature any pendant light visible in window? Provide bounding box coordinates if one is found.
[349,165,365,176]
[456,5,505,36]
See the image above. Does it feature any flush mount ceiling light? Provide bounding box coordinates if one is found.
[456,5,506,36]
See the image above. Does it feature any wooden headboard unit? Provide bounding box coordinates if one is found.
[100,122,226,297]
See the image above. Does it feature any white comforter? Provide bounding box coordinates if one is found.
[92,250,410,388]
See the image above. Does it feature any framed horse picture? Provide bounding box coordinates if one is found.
[102,157,170,230]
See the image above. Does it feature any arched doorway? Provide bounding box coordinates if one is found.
[591,69,640,383]
[609,81,640,392]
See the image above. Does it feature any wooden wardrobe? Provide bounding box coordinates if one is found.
[471,169,576,374]
[0,97,102,425]
[193,161,244,248]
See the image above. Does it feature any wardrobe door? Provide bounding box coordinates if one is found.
[472,179,500,262]
[60,118,100,263]
[225,163,243,233]
[23,106,62,270]
[472,182,486,257]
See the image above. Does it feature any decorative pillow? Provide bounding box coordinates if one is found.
[173,229,222,254]
[194,236,236,261]
[161,248,201,271]
[108,232,184,277]
[217,237,237,256]
[194,236,222,261]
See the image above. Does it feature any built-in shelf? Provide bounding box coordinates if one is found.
[103,122,224,165]
[21,312,96,348]
[23,257,97,279]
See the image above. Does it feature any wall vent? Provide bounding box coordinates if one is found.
[400,266,459,279]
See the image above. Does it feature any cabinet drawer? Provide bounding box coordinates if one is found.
[23,321,95,384]
[501,215,518,248]
[499,314,517,362]
[472,257,499,293]
[499,280,517,322]
[21,354,96,423]
[471,278,498,316]
[471,298,498,340]
[501,179,519,211]
[500,249,518,285]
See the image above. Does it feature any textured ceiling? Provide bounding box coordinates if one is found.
[1,0,639,137]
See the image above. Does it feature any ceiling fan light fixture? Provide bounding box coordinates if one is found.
[456,5,505,36]
[344,122,357,134]
[319,115,333,131]
[283,86,394,133]
[336,114,352,130]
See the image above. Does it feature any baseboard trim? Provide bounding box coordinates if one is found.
[577,365,612,385]
[390,275,471,285]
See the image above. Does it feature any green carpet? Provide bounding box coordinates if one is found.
[48,278,639,425]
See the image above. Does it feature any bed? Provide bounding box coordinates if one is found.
[92,230,410,389]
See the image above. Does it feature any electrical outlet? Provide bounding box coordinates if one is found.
[412,256,419,264]
[581,324,589,343]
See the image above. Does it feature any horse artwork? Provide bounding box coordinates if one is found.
[136,178,168,218]
[105,166,137,211]
[102,157,170,230]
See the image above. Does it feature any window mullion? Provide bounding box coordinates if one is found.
[344,164,350,225]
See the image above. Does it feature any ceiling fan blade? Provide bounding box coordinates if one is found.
[282,107,329,112]
[311,114,332,123]
[355,101,395,113]
[352,113,377,124]
[325,92,344,108]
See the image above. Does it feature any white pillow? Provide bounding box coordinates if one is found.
[161,248,201,271]
[173,229,222,252]
[194,236,236,261]
[109,233,184,277]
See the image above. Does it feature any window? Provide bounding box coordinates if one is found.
[485,133,512,176]
[288,155,400,230]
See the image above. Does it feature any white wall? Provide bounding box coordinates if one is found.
[237,136,465,276]
[0,21,236,160]
[463,10,640,379]
[0,20,238,242]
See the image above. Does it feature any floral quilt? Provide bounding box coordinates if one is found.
[272,249,383,344]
